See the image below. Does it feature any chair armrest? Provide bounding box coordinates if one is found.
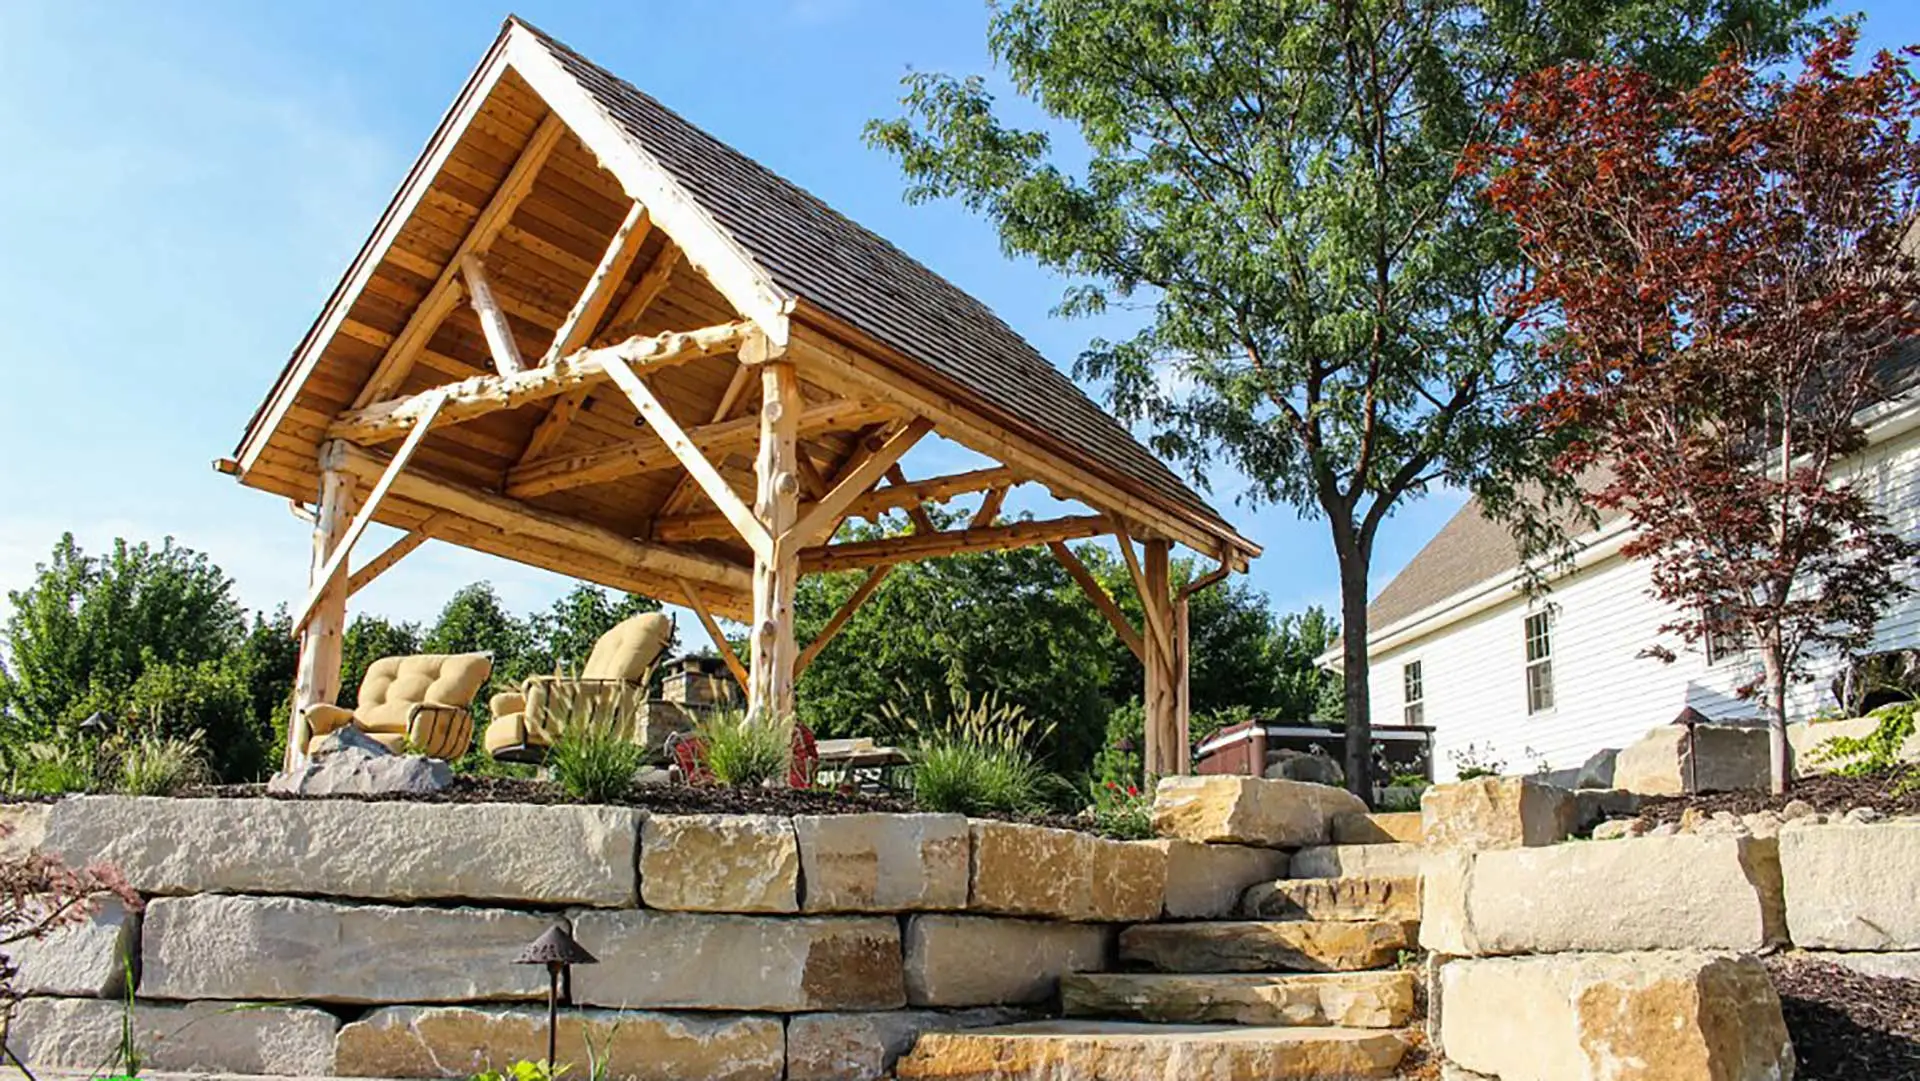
[302,704,356,737]
[490,691,527,718]
[404,703,474,760]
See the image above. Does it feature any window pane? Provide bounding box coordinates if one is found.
[1527,661,1555,713]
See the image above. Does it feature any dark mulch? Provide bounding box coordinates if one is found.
[172,775,1102,832]
[1767,955,1920,1080]
[1634,767,1920,829]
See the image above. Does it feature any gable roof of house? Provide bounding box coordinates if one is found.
[233,17,1253,567]
[1369,337,1920,633]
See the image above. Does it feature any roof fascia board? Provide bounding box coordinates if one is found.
[502,27,794,347]
[235,32,514,476]
[1337,384,1920,668]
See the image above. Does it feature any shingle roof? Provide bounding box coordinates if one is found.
[517,19,1242,548]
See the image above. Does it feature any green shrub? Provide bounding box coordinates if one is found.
[547,723,646,803]
[7,739,98,795]
[1810,701,1919,791]
[1086,779,1155,839]
[694,711,792,787]
[878,688,1063,815]
[113,731,209,796]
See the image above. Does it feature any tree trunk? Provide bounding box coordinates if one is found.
[1760,641,1793,796]
[1337,548,1374,806]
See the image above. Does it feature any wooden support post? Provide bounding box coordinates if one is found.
[289,462,358,770]
[1173,562,1229,778]
[971,485,1009,529]
[750,361,801,721]
[677,579,750,692]
[1140,538,1180,781]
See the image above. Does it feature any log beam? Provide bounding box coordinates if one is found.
[1141,538,1179,780]
[789,419,932,549]
[795,566,892,678]
[799,514,1111,574]
[459,254,525,376]
[653,465,1020,543]
[346,517,445,599]
[656,360,754,517]
[677,579,750,692]
[322,441,751,598]
[329,321,755,444]
[970,484,1009,529]
[290,464,358,769]
[602,356,770,558]
[352,113,567,408]
[1049,540,1144,662]
[886,464,940,535]
[750,362,803,719]
[510,398,898,500]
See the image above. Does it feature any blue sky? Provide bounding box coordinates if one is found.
[2,1,1915,633]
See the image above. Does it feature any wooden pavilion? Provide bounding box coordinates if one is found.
[222,17,1259,774]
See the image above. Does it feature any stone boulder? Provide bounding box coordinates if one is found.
[141,894,552,1003]
[1264,749,1345,787]
[1613,724,1771,795]
[11,997,338,1075]
[41,796,640,905]
[904,915,1111,1007]
[268,740,451,797]
[13,895,138,997]
[1421,776,1576,851]
[1157,841,1290,919]
[1330,812,1424,846]
[1440,951,1794,1081]
[1240,876,1420,923]
[0,802,50,860]
[572,910,904,1011]
[1152,776,1365,848]
[895,1021,1409,1080]
[786,1010,1024,1081]
[1421,834,1786,957]
[1778,819,1920,949]
[796,813,969,913]
[335,1005,782,1081]
[1119,920,1416,974]
[640,813,799,913]
[1575,747,1618,789]
[1790,714,1920,773]
[1290,843,1425,880]
[969,821,1165,922]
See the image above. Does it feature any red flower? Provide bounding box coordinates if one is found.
[1126,786,1139,798]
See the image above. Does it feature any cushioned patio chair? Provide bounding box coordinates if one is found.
[297,652,493,761]
[484,612,673,763]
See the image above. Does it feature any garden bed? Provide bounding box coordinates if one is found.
[1632,766,1920,829]
[1766,955,1920,1080]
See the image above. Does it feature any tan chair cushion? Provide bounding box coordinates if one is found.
[580,613,671,683]
[484,712,530,757]
[355,653,493,733]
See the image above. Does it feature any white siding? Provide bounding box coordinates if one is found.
[1374,422,1920,781]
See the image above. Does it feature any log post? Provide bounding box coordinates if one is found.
[749,361,801,721]
[1141,538,1180,780]
[289,458,357,770]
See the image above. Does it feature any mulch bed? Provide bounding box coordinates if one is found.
[1767,955,1920,1080]
[175,775,1103,833]
[1633,766,1920,829]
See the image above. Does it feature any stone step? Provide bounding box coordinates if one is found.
[1240,875,1421,922]
[1118,920,1419,974]
[1061,970,1416,1028]
[1289,842,1425,879]
[1330,811,1425,846]
[894,1021,1409,1080]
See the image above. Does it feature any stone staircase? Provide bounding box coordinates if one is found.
[895,810,1427,1080]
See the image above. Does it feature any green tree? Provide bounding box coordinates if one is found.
[868,0,1815,798]
[338,615,423,709]
[525,584,667,678]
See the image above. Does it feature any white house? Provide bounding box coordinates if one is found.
[1344,356,1920,781]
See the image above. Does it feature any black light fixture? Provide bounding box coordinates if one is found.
[513,924,599,1069]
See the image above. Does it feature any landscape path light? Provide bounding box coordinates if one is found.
[513,923,598,1070]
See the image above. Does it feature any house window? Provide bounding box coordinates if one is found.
[1402,661,1425,726]
[1705,603,1746,665]
[1524,611,1555,714]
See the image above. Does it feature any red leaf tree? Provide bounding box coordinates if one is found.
[1472,28,1920,793]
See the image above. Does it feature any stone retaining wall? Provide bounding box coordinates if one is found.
[8,795,1294,1080]
[1418,777,1920,1079]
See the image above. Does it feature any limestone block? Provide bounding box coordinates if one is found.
[1158,841,1290,918]
[11,997,337,1075]
[14,895,138,996]
[894,1021,1409,1080]
[1421,776,1576,851]
[1118,920,1417,973]
[1819,950,1920,980]
[1779,819,1920,949]
[1420,835,1786,957]
[1790,715,1920,773]
[1152,775,1366,847]
[904,915,1111,1007]
[41,795,639,905]
[786,1010,1022,1081]
[1613,724,1770,796]
[141,894,552,1003]
[795,813,969,912]
[1240,876,1420,922]
[1290,843,1425,879]
[571,910,903,1011]
[0,802,49,860]
[640,814,798,913]
[335,1005,782,1081]
[1061,970,1415,1028]
[968,821,1164,922]
[1331,812,1424,846]
[1440,952,1794,1081]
